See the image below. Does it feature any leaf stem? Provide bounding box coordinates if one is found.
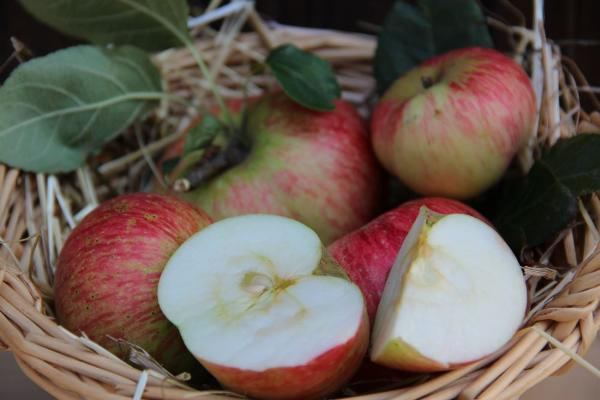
[115,0,231,124]
[182,39,232,124]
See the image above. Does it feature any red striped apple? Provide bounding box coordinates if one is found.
[371,47,536,199]
[168,92,382,244]
[329,197,486,322]
[371,207,527,371]
[158,215,369,400]
[54,193,212,373]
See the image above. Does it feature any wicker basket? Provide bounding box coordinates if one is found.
[1,2,600,399]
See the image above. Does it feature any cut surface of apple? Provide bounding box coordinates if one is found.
[158,214,368,399]
[371,207,527,372]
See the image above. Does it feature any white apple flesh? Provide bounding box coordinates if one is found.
[371,207,527,372]
[158,214,368,400]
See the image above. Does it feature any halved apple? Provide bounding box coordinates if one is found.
[158,214,368,400]
[371,207,527,372]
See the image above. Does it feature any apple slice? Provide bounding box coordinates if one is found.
[371,207,527,372]
[158,214,368,400]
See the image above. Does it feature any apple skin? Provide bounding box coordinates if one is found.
[199,310,369,400]
[54,193,212,373]
[328,197,486,323]
[170,92,382,244]
[371,47,536,199]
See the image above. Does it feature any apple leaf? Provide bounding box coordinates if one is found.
[375,0,493,94]
[536,134,600,195]
[265,44,341,111]
[0,45,163,173]
[17,0,189,51]
[494,134,600,251]
[183,114,222,155]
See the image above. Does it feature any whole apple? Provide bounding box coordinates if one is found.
[328,197,486,322]
[167,92,382,244]
[371,47,536,199]
[54,193,212,374]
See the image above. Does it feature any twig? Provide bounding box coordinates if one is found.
[532,326,600,378]
[98,130,185,176]
[0,52,16,76]
[576,86,600,94]
[248,8,277,49]
[76,167,99,207]
[48,176,76,229]
[45,176,56,273]
[24,175,46,284]
[0,235,22,269]
[209,1,253,81]
[187,1,248,29]
[562,56,600,110]
[556,39,600,47]
[134,125,167,190]
[515,0,544,172]
[10,37,33,62]
[132,370,149,400]
[525,269,576,323]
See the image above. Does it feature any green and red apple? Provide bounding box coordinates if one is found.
[165,92,383,244]
[158,214,369,400]
[329,197,486,322]
[371,47,536,199]
[371,207,527,371]
[54,193,212,373]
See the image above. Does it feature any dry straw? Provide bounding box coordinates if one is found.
[1,0,599,399]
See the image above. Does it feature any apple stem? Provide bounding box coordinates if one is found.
[173,139,248,191]
[421,76,434,89]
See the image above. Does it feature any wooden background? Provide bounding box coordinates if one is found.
[1,0,599,398]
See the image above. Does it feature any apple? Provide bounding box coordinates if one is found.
[371,207,527,372]
[54,193,212,374]
[328,197,486,322]
[371,47,536,199]
[166,92,383,244]
[158,214,369,400]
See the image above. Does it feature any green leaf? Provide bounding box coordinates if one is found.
[265,44,341,111]
[494,134,600,251]
[375,0,493,94]
[18,0,190,51]
[494,167,577,252]
[183,114,222,155]
[0,45,163,173]
[535,134,600,196]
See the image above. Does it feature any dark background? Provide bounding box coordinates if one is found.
[1,0,598,84]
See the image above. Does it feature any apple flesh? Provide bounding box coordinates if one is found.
[371,47,536,199]
[172,92,382,244]
[329,197,486,322]
[54,193,212,374]
[371,207,527,371]
[158,214,369,400]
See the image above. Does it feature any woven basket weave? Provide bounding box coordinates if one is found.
[1,2,600,399]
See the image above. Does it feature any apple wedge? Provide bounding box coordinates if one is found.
[371,207,527,372]
[158,214,369,400]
